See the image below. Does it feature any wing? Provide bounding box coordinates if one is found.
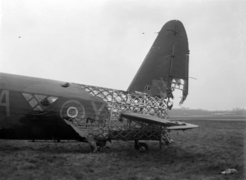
[120,111,198,130]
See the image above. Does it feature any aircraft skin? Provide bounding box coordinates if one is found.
[0,20,198,151]
[0,73,109,141]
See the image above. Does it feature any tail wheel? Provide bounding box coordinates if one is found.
[134,141,149,152]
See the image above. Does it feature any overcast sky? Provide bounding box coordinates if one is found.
[0,0,245,110]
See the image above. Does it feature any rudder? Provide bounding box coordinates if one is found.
[128,20,189,108]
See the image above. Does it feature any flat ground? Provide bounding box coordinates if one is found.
[0,118,245,180]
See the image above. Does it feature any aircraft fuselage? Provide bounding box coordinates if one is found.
[0,20,194,147]
[0,72,109,141]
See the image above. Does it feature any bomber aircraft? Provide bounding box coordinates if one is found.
[0,20,198,152]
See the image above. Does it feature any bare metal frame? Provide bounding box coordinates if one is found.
[78,84,170,141]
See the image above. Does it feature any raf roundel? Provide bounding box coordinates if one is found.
[67,107,78,118]
[60,100,85,121]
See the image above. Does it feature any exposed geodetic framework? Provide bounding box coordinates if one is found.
[79,84,169,140]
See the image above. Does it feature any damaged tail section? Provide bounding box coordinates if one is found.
[128,20,189,108]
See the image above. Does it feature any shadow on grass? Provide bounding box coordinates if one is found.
[0,140,91,153]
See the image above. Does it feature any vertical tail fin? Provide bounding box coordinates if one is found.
[128,20,189,107]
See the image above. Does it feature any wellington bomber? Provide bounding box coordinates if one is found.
[0,20,198,152]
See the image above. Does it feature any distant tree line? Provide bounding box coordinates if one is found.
[168,107,246,117]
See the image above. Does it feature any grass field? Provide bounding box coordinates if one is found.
[0,119,245,180]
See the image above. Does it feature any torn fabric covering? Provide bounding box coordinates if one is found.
[128,20,190,107]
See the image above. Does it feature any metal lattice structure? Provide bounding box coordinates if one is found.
[78,84,170,141]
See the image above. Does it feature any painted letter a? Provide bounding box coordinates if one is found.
[0,90,10,117]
